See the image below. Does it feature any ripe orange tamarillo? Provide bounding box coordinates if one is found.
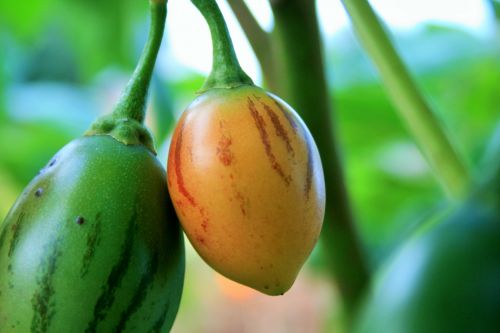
[167,0,325,295]
[167,86,325,295]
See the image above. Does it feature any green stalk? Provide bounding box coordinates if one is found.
[341,0,470,199]
[113,0,166,123]
[191,0,253,91]
[86,0,167,153]
[271,0,369,322]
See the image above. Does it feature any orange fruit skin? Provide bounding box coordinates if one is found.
[167,85,325,295]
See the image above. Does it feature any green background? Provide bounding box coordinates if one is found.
[0,1,499,331]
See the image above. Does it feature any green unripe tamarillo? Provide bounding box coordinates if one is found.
[355,166,500,333]
[0,136,184,332]
[0,1,185,332]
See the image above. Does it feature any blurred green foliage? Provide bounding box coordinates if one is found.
[0,0,150,79]
[327,26,500,266]
[0,5,499,329]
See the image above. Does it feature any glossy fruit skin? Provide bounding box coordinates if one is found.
[167,85,325,295]
[356,184,500,333]
[0,135,185,333]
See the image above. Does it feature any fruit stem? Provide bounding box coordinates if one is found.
[191,0,254,91]
[113,0,166,123]
[341,0,471,199]
[85,0,166,153]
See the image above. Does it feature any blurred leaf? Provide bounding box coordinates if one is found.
[329,25,500,264]
[151,76,176,144]
[19,28,80,83]
[0,166,22,222]
[0,0,58,41]
[1,0,151,81]
[0,121,73,185]
[170,73,206,104]
[488,0,500,21]
[422,57,500,164]
[481,120,500,174]
[398,25,499,73]
[6,82,96,134]
[58,0,156,79]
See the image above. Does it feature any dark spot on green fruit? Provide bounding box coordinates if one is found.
[35,188,44,197]
[264,285,269,290]
[48,159,56,167]
[76,216,85,225]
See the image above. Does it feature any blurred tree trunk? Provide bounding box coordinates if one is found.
[270,0,369,321]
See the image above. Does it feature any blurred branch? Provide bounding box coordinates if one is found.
[225,0,280,92]
[270,0,369,322]
[341,0,471,200]
[488,0,500,22]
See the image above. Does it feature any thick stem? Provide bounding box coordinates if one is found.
[113,0,167,123]
[271,0,369,321]
[191,0,253,91]
[341,0,470,199]
[225,0,280,92]
[86,0,167,153]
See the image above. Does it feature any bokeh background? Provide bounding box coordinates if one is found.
[1,0,499,332]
